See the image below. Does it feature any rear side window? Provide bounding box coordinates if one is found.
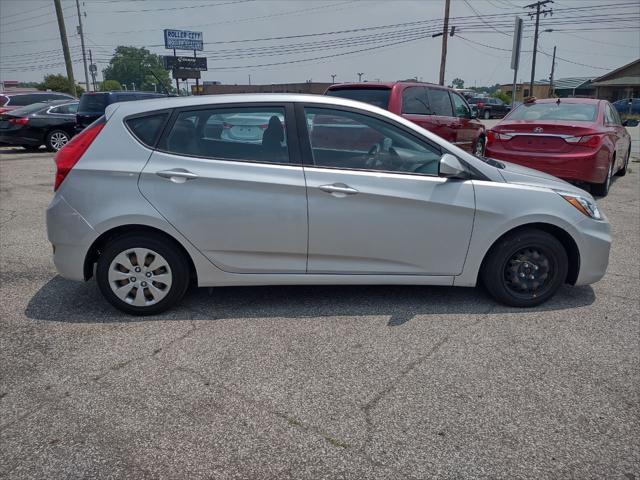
[0,95,8,106]
[325,88,391,109]
[162,107,289,164]
[126,112,169,147]
[79,94,109,113]
[427,88,453,117]
[402,87,431,115]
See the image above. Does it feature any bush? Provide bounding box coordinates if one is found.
[491,90,511,104]
[100,80,122,91]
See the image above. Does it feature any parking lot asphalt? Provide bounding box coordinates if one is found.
[0,146,638,479]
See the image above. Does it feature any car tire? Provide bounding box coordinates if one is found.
[481,229,568,308]
[591,157,614,197]
[473,135,486,156]
[616,148,630,176]
[96,234,190,315]
[483,109,491,120]
[45,129,70,152]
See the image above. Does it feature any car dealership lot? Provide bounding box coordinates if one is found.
[0,147,638,478]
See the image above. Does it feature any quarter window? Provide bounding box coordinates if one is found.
[163,107,289,163]
[402,87,431,115]
[450,92,471,118]
[427,88,453,117]
[304,107,441,176]
[604,104,618,125]
[127,112,169,147]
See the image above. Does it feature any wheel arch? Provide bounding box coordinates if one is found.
[83,224,198,283]
[480,222,580,285]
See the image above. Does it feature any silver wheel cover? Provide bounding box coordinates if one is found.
[50,132,69,151]
[108,248,173,307]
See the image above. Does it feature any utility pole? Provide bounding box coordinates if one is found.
[331,74,336,83]
[526,0,553,95]
[438,0,451,86]
[53,0,76,97]
[549,45,556,97]
[75,0,90,92]
[357,72,364,82]
[88,49,97,91]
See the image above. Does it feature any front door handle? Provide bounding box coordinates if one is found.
[156,169,199,183]
[318,183,359,195]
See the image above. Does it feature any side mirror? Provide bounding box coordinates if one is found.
[440,153,469,179]
[470,111,477,119]
[623,119,639,127]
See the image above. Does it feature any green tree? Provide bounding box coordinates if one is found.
[38,74,84,96]
[99,79,122,91]
[491,90,511,103]
[103,46,171,93]
[451,77,464,89]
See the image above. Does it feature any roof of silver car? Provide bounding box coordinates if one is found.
[106,93,388,118]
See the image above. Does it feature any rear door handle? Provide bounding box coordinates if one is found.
[318,183,359,195]
[156,169,199,183]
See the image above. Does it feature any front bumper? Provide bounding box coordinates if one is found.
[573,215,611,285]
[46,195,97,281]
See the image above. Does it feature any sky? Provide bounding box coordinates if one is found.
[1,0,639,89]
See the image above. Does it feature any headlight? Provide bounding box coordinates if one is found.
[557,191,603,220]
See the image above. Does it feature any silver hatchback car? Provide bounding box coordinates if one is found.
[46,94,611,315]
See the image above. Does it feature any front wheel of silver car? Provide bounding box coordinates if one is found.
[96,234,190,315]
[481,229,568,307]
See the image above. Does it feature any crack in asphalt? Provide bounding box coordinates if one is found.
[356,308,493,477]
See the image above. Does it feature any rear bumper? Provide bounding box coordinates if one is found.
[46,195,97,281]
[485,145,609,184]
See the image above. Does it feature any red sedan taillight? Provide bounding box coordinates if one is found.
[54,118,105,191]
[487,130,512,143]
[564,134,603,148]
[8,117,29,125]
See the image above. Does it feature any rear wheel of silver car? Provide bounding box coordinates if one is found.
[46,129,70,152]
[481,229,568,308]
[96,234,190,315]
[591,157,613,197]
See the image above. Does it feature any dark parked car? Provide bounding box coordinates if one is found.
[325,82,486,155]
[0,92,75,114]
[76,91,168,131]
[612,98,640,116]
[0,100,79,151]
[468,97,509,119]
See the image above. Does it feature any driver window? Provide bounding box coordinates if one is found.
[304,107,441,176]
[450,92,471,118]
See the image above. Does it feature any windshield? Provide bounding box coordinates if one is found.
[7,102,50,116]
[325,88,391,109]
[78,93,109,113]
[508,102,597,122]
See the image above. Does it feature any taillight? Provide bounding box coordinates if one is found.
[8,117,29,125]
[477,102,485,108]
[54,118,105,191]
[487,130,512,143]
[564,134,603,148]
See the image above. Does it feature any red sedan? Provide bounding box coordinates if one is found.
[485,98,632,196]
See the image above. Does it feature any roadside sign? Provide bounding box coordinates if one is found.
[511,17,523,70]
[163,56,207,71]
[172,69,201,80]
[164,29,203,51]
